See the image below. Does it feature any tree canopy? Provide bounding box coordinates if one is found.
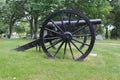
[108,0,120,39]
[1,0,119,39]
[109,0,120,28]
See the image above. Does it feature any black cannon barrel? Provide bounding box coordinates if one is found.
[47,19,101,26]
[15,19,101,51]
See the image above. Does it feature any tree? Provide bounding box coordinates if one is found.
[64,0,112,20]
[64,0,112,36]
[0,21,8,38]
[14,22,26,38]
[0,0,8,38]
[24,0,64,39]
[0,0,113,39]
[4,0,26,38]
[108,0,120,39]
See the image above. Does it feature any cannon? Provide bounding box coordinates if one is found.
[15,9,101,61]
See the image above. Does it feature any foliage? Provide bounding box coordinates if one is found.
[25,0,65,22]
[14,22,25,34]
[64,0,112,35]
[0,0,26,38]
[107,0,120,39]
[0,0,115,38]
[23,0,66,38]
[109,0,120,27]
[2,0,25,24]
[64,0,112,22]
[0,21,8,35]
[110,28,120,39]
[14,22,30,38]
[0,1,8,37]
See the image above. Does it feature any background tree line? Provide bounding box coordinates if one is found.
[0,0,120,39]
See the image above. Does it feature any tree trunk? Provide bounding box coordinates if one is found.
[33,17,38,39]
[116,28,117,40]
[8,21,15,38]
[0,34,2,38]
[105,26,108,39]
[8,13,16,38]
[29,17,33,38]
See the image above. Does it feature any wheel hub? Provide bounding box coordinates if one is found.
[63,32,72,42]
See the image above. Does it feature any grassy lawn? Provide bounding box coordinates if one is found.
[0,38,120,80]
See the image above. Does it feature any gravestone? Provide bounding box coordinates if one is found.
[96,34,103,40]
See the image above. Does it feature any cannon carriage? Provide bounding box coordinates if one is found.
[15,9,101,61]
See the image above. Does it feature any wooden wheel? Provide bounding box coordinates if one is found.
[40,9,95,61]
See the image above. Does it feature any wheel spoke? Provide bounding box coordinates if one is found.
[45,27,63,36]
[46,39,62,50]
[68,42,75,60]
[68,13,72,32]
[68,13,71,26]
[72,34,91,37]
[44,37,60,40]
[50,19,64,33]
[59,15,66,32]
[70,41,84,55]
[54,41,64,57]
[72,38,90,46]
[76,18,81,25]
[63,42,67,58]
[72,25,87,34]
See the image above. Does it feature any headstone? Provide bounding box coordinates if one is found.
[89,53,97,57]
[96,34,103,40]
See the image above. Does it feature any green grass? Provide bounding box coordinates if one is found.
[0,38,120,80]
